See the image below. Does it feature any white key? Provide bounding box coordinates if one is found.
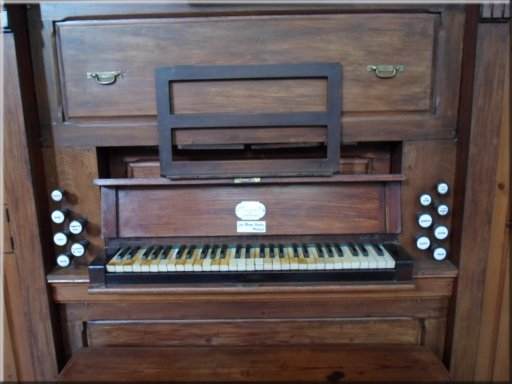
[330,245,344,270]
[167,246,181,272]
[158,247,172,272]
[366,245,386,269]
[123,248,144,272]
[340,245,359,269]
[380,245,396,268]
[184,247,198,271]
[201,247,213,272]
[108,248,127,273]
[246,247,255,271]
[351,245,368,269]
[227,247,238,271]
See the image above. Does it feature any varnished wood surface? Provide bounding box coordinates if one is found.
[399,141,456,260]
[87,318,421,347]
[29,6,464,146]
[3,31,58,380]
[450,22,510,380]
[474,40,510,381]
[58,345,450,382]
[57,15,434,118]
[95,174,405,186]
[111,183,391,237]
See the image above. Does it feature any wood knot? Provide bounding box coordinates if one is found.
[326,370,345,382]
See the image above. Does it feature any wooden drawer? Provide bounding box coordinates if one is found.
[86,318,421,347]
[48,8,464,145]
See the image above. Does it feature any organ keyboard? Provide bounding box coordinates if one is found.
[91,242,412,285]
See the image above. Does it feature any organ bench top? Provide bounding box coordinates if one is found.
[58,345,451,382]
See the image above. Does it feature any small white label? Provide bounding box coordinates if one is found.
[235,201,266,220]
[53,232,68,246]
[432,247,448,261]
[71,243,86,257]
[437,204,449,216]
[51,210,66,224]
[419,194,432,207]
[436,182,449,195]
[237,220,266,233]
[417,213,433,229]
[50,189,63,202]
[416,236,431,251]
[56,254,71,268]
[69,220,84,235]
[434,225,449,240]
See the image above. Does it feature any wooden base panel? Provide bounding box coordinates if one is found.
[58,345,450,382]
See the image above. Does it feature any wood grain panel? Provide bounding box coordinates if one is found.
[3,32,58,380]
[57,14,434,118]
[172,79,327,114]
[115,184,386,237]
[174,126,326,145]
[450,23,509,381]
[3,205,14,253]
[57,345,450,382]
[44,147,102,265]
[87,318,420,347]
[400,141,456,260]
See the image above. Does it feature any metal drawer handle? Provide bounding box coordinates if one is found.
[86,71,122,85]
[367,65,405,79]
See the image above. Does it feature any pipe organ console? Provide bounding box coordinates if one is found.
[5,2,508,381]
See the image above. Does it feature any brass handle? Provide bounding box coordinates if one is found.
[86,71,122,85]
[367,65,405,79]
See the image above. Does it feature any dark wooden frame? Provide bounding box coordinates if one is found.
[155,63,341,179]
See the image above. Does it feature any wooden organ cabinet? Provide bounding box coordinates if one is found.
[2,2,509,382]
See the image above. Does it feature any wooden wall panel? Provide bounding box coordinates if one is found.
[3,32,58,380]
[450,22,509,380]
[474,40,510,381]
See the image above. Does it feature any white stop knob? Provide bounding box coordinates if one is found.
[434,225,449,240]
[416,236,431,251]
[417,213,433,229]
[432,247,448,261]
[419,193,432,207]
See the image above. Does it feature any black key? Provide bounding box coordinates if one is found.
[259,244,266,258]
[279,244,285,258]
[175,245,186,259]
[357,244,368,256]
[292,243,300,258]
[326,244,335,258]
[160,245,172,259]
[303,245,310,258]
[315,243,324,258]
[187,245,197,259]
[219,244,227,259]
[336,245,345,257]
[348,243,359,256]
[142,246,154,259]
[269,243,275,258]
[151,246,163,260]
[245,244,251,259]
[114,247,128,259]
[372,244,384,256]
[234,244,241,259]
[210,245,219,259]
[200,245,209,259]
[125,246,139,260]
